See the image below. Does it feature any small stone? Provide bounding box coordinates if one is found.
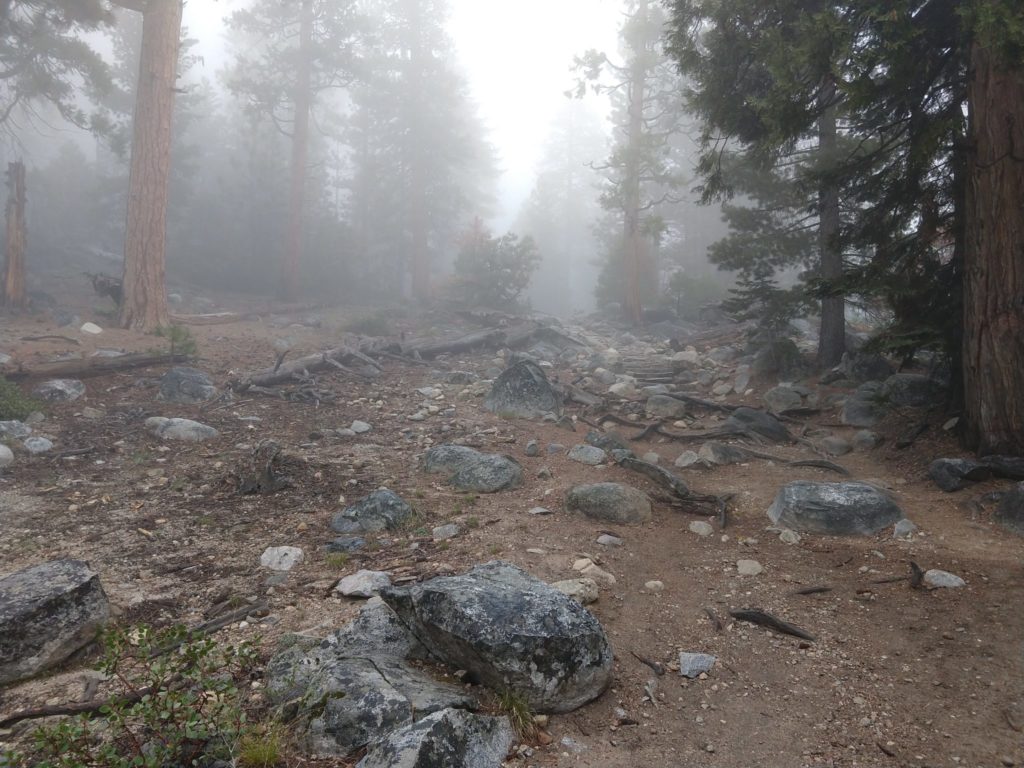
[641,451,660,465]
[943,417,960,431]
[779,529,801,545]
[567,444,607,466]
[737,559,763,576]
[546,443,566,455]
[33,379,85,402]
[23,436,54,454]
[260,546,304,572]
[853,430,881,450]
[596,534,622,547]
[527,506,551,516]
[644,580,664,592]
[608,380,637,398]
[674,450,701,468]
[893,519,918,539]
[689,521,714,537]
[579,563,616,585]
[350,420,372,434]
[432,523,461,541]
[80,406,104,420]
[335,569,392,598]
[712,382,732,396]
[524,440,539,457]
[551,578,599,605]
[326,536,366,553]
[821,436,852,457]
[0,444,13,468]
[678,652,717,679]
[80,322,103,335]
[924,569,965,589]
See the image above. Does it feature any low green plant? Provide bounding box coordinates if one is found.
[325,552,349,569]
[14,624,258,768]
[464,516,480,530]
[497,688,537,740]
[235,722,285,768]
[0,376,40,420]
[153,324,198,357]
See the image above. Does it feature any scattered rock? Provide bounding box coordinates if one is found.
[881,373,942,407]
[924,569,965,589]
[689,521,714,537]
[527,506,551,516]
[678,652,717,679]
[157,366,217,404]
[350,420,373,434]
[645,395,689,420]
[841,383,887,427]
[423,445,523,493]
[767,481,904,535]
[698,441,748,466]
[674,450,702,468]
[0,559,110,685]
[331,489,415,534]
[927,458,991,492]
[733,366,751,393]
[22,436,54,454]
[846,353,894,383]
[0,444,13,469]
[336,570,392,598]
[524,440,539,457]
[737,559,763,576]
[779,529,801,544]
[551,578,599,605]
[483,361,561,419]
[260,546,305,571]
[725,407,793,443]
[566,482,652,525]
[821,436,852,457]
[327,536,367,553]
[763,386,802,414]
[641,451,660,465]
[994,483,1024,536]
[596,534,622,547]
[432,523,461,541]
[145,416,219,442]
[644,580,664,592]
[608,380,637,398]
[356,708,513,768]
[585,430,630,452]
[852,430,881,450]
[568,444,606,466]
[79,406,104,420]
[79,322,103,335]
[893,519,918,539]
[0,420,31,438]
[381,561,613,713]
[33,379,85,402]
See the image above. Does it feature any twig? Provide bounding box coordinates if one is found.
[704,607,723,633]
[730,609,815,642]
[19,335,80,345]
[631,651,665,676]
[789,586,832,595]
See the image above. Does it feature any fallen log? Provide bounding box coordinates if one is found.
[230,344,382,390]
[4,352,189,380]
[170,312,247,325]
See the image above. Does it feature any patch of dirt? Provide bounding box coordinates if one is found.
[0,296,1021,768]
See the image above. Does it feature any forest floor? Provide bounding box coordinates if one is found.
[0,289,1021,768]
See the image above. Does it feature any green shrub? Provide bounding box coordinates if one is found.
[0,376,40,420]
[153,324,198,357]
[450,222,541,308]
[12,625,258,768]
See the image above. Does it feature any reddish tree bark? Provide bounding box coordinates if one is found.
[3,161,26,310]
[962,41,1024,455]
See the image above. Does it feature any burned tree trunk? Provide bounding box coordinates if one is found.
[118,0,182,332]
[2,161,26,310]
[962,41,1024,455]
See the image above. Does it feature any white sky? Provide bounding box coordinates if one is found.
[183,0,624,226]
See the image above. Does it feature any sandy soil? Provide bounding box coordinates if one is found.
[0,294,1021,768]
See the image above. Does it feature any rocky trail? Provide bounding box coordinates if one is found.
[0,302,1021,768]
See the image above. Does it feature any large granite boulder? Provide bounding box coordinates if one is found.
[725,407,793,443]
[995,483,1024,536]
[331,489,415,534]
[380,561,614,713]
[841,382,888,427]
[422,446,522,493]
[0,560,110,685]
[763,386,803,414]
[767,481,904,535]
[356,708,514,768]
[483,361,561,419]
[645,394,689,420]
[566,482,652,524]
[157,366,217,404]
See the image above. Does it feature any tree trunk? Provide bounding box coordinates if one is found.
[3,161,26,310]
[622,6,647,328]
[816,95,845,368]
[407,0,430,301]
[119,0,181,332]
[281,0,313,303]
[962,41,1024,455]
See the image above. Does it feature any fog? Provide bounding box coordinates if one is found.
[0,0,733,319]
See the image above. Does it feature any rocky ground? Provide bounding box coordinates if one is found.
[0,294,1022,768]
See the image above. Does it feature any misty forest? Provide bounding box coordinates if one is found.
[0,1,1022,767]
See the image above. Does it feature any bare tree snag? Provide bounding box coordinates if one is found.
[622,5,647,329]
[2,161,26,310]
[118,0,182,332]
[282,0,313,303]
[962,41,1024,455]
[816,90,845,369]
